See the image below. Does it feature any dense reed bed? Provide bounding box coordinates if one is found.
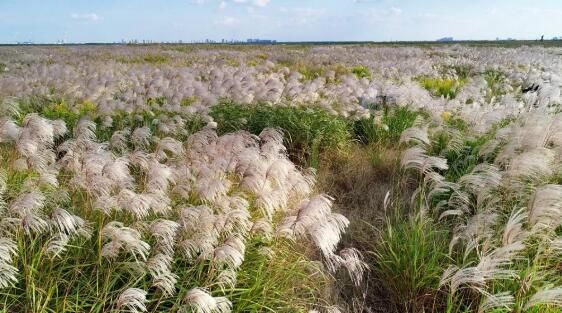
[1,43,562,312]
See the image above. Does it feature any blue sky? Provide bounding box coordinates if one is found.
[1,0,562,43]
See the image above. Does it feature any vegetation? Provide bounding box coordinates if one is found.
[1,43,562,313]
[417,76,465,99]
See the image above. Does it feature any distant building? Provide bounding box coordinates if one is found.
[436,37,454,42]
[246,39,277,44]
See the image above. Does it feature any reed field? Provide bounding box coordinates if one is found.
[1,43,562,312]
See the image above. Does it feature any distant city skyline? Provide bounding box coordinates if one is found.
[2,0,562,44]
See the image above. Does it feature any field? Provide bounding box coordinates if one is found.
[1,42,562,312]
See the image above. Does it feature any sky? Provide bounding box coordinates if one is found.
[1,0,562,43]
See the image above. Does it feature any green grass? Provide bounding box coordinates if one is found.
[210,102,353,167]
[417,76,465,99]
[353,106,424,146]
[116,54,170,64]
[372,213,450,312]
[351,65,372,80]
[483,69,507,103]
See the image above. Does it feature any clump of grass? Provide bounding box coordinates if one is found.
[116,54,169,64]
[210,102,353,166]
[439,64,474,80]
[297,64,325,81]
[417,76,465,99]
[351,65,372,80]
[373,213,450,312]
[353,107,422,146]
[484,69,507,103]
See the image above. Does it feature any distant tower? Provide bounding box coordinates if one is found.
[541,35,544,41]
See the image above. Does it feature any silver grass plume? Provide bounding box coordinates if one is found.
[478,291,515,313]
[131,126,152,149]
[502,208,528,246]
[101,221,150,261]
[183,288,232,313]
[399,126,430,147]
[116,288,148,313]
[524,287,562,310]
[401,146,449,175]
[528,184,562,232]
[0,238,18,288]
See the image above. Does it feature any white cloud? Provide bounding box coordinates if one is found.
[219,1,227,9]
[279,7,326,25]
[215,16,240,26]
[71,13,102,21]
[230,0,269,8]
[363,7,402,21]
[253,0,270,7]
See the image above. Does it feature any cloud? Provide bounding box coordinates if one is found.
[362,7,402,21]
[215,16,240,26]
[231,0,269,7]
[253,0,270,7]
[71,13,102,21]
[219,1,227,9]
[279,7,326,25]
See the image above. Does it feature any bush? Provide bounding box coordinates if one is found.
[373,213,450,312]
[210,102,353,167]
[353,107,422,145]
[418,77,465,99]
[351,65,372,80]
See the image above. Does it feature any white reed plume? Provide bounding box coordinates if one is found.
[458,164,502,208]
[183,288,232,313]
[0,237,18,287]
[506,148,555,188]
[250,219,273,239]
[102,157,134,189]
[502,208,528,246]
[131,126,152,148]
[74,118,97,142]
[0,238,16,264]
[528,184,562,232]
[9,190,46,215]
[118,189,152,220]
[146,162,175,192]
[213,237,245,268]
[101,221,150,261]
[116,288,148,313]
[0,261,18,289]
[0,118,20,142]
[146,253,178,297]
[154,137,184,160]
[524,287,562,310]
[478,291,515,313]
[399,126,430,147]
[45,233,70,257]
[443,242,524,294]
[50,119,68,139]
[110,129,130,152]
[337,248,369,286]
[216,268,237,290]
[401,146,449,175]
[150,219,180,255]
[50,207,87,236]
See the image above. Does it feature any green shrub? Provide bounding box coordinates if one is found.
[351,65,372,80]
[373,213,450,312]
[418,77,465,99]
[353,107,422,145]
[210,102,352,166]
